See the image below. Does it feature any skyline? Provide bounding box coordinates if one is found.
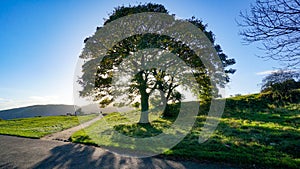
[0,0,282,110]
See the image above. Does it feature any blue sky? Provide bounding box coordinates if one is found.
[0,0,281,110]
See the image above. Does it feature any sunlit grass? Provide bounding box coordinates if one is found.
[71,111,175,154]
[166,102,300,169]
[71,99,300,168]
[0,114,97,138]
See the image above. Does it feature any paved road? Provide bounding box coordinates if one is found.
[41,114,104,142]
[0,135,239,169]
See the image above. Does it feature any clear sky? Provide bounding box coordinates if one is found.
[0,0,281,110]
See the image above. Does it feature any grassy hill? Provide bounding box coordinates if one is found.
[71,92,300,169]
[0,104,76,120]
[0,104,134,120]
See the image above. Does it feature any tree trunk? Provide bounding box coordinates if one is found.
[139,93,149,123]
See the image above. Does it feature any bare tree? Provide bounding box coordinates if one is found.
[239,0,300,68]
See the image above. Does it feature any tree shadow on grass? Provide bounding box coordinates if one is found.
[113,123,163,138]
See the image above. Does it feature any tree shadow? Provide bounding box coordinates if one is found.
[113,123,163,138]
[32,142,216,169]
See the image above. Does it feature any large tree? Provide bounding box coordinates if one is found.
[239,0,300,69]
[78,3,235,123]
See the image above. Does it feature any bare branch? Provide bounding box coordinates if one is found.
[239,0,300,69]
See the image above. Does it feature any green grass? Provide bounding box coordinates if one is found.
[70,94,300,169]
[0,114,97,138]
[71,110,173,150]
[167,103,300,169]
[72,112,173,153]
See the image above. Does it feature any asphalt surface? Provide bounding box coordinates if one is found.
[0,135,239,169]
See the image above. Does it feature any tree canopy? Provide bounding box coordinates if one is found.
[261,69,300,103]
[261,69,300,92]
[78,3,236,123]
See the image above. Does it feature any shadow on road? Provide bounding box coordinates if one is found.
[32,143,226,169]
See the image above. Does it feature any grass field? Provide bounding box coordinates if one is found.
[71,94,300,169]
[0,114,97,138]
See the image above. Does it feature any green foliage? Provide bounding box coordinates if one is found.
[226,89,300,111]
[0,115,96,138]
[132,102,140,108]
[261,70,300,91]
[261,89,300,105]
[260,70,300,104]
[79,3,236,123]
[100,98,113,108]
[104,3,169,25]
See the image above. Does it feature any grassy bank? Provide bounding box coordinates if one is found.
[0,114,97,138]
[166,102,300,169]
[70,94,300,169]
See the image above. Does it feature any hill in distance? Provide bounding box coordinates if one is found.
[0,104,134,120]
[0,104,77,120]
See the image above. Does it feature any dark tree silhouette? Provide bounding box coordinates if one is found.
[78,3,236,123]
[239,0,300,68]
[261,69,300,91]
[261,69,300,103]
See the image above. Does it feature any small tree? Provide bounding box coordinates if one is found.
[261,69,300,103]
[261,69,300,91]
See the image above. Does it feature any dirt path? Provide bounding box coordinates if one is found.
[0,135,239,169]
[41,114,103,142]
